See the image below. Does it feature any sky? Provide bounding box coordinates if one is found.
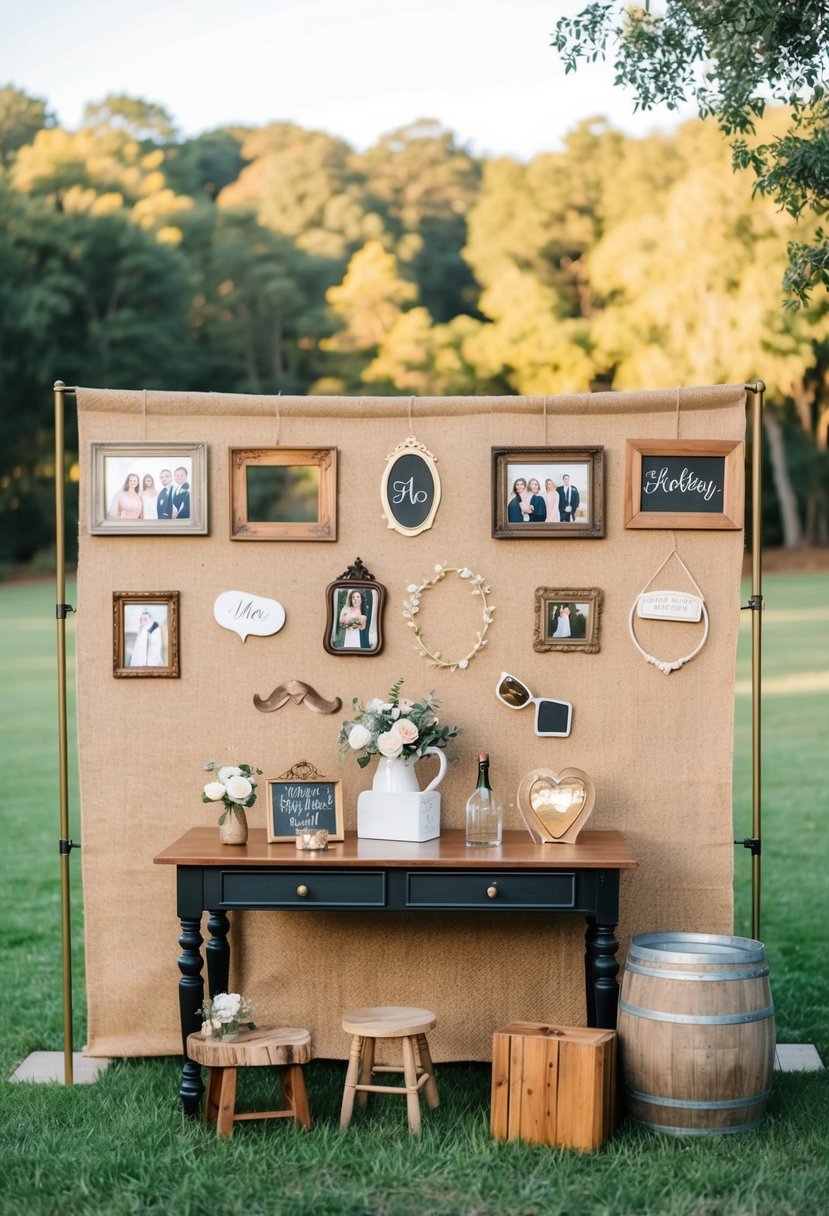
[2,0,693,160]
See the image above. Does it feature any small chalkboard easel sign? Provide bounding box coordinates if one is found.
[266,760,344,842]
[624,439,743,530]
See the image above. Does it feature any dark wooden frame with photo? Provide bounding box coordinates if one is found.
[91,442,208,535]
[492,446,605,539]
[323,558,386,657]
[113,590,180,678]
[229,446,337,541]
[534,587,603,653]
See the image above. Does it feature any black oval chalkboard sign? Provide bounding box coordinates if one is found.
[381,439,441,536]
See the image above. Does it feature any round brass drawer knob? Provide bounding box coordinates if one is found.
[486,884,498,899]
[296,884,309,898]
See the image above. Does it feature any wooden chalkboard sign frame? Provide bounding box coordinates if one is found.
[380,436,441,537]
[266,761,344,842]
[624,439,744,530]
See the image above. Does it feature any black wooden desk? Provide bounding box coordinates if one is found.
[154,828,637,1115]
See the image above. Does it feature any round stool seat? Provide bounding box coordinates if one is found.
[187,1025,311,1067]
[341,1006,437,1038]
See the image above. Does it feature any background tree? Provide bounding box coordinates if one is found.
[0,85,54,167]
[553,0,829,305]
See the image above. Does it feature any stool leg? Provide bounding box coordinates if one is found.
[401,1035,422,1135]
[281,1064,312,1130]
[204,1067,223,1125]
[340,1034,364,1129]
[357,1036,375,1108]
[416,1033,440,1109]
[215,1067,238,1139]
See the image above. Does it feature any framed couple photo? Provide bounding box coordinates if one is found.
[90,442,207,535]
[113,591,180,678]
[492,446,605,539]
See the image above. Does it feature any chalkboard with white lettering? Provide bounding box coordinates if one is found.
[624,439,743,530]
[266,771,344,842]
[381,437,441,536]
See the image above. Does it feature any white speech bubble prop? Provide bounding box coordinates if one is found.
[214,590,286,642]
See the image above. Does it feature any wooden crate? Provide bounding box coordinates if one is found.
[491,1022,617,1151]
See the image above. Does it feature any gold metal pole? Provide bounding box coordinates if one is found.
[747,380,765,941]
[54,380,74,1084]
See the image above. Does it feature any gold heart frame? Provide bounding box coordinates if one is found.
[516,767,595,844]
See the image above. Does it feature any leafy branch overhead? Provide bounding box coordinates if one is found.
[553,1,829,305]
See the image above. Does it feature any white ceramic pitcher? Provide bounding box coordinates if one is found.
[371,747,447,795]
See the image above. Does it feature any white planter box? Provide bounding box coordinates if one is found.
[357,790,441,842]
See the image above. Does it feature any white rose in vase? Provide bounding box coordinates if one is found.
[225,775,253,804]
[217,766,242,784]
[203,781,226,801]
[377,730,404,758]
[348,724,371,750]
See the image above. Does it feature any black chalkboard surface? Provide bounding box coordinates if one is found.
[381,439,441,536]
[267,777,343,842]
[639,455,725,514]
[624,439,743,530]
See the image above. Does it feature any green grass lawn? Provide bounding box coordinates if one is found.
[1,575,827,1216]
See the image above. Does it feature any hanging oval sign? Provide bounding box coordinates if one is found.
[380,437,441,537]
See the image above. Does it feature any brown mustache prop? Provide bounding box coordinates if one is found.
[253,679,342,715]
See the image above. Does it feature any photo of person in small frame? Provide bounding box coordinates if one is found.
[330,587,378,651]
[124,603,168,667]
[547,602,588,641]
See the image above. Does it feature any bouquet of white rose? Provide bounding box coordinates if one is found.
[338,678,460,768]
[200,991,255,1040]
[202,762,262,825]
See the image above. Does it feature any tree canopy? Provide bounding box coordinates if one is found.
[0,83,827,566]
[553,1,829,305]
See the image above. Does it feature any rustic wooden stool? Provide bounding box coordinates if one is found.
[186,1026,312,1138]
[339,1006,440,1134]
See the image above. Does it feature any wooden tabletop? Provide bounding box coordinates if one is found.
[154,828,637,871]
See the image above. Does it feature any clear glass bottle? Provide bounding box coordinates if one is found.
[465,753,503,847]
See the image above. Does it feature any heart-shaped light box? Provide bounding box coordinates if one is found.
[516,768,595,844]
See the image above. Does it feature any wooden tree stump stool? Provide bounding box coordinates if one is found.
[186,1026,312,1138]
[339,1006,440,1134]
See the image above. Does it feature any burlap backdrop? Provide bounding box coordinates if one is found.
[76,386,746,1060]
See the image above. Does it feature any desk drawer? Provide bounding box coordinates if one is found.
[219,869,386,908]
[406,870,576,910]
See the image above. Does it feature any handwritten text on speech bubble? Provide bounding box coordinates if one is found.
[214,591,286,641]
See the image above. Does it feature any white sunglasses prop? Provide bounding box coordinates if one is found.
[495,672,573,738]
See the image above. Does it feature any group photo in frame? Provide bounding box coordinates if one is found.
[112,591,180,677]
[90,442,207,535]
[229,447,337,541]
[534,587,603,653]
[492,446,605,539]
[323,559,385,656]
[623,438,744,530]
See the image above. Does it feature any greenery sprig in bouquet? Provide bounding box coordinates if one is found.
[338,679,460,768]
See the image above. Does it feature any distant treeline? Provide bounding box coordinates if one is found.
[1,88,827,566]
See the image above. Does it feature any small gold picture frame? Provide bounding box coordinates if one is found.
[534,587,603,653]
[113,591,180,677]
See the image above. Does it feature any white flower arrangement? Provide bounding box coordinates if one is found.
[200,991,255,1040]
[403,563,495,671]
[338,679,460,769]
[202,761,262,825]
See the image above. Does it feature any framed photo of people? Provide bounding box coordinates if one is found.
[492,447,605,539]
[90,442,207,535]
[533,587,603,653]
[323,558,385,657]
[113,591,180,678]
[229,446,337,541]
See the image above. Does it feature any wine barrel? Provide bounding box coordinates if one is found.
[618,933,775,1136]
